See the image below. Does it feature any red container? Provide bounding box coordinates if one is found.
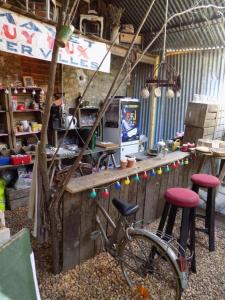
[11,155,31,165]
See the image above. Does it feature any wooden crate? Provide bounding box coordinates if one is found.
[119,32,143,45]
[6,188,30,210]
[184,103,218,128]
[183,125,215,144]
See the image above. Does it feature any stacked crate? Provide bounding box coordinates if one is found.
[183,103,219,144]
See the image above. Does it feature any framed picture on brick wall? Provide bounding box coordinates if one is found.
[23,76,35,87]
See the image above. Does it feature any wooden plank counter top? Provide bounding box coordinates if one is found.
[66,151,190,194]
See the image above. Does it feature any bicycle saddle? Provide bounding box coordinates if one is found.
[112,198,139,216]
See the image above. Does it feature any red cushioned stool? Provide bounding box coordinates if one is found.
[157,188,200,273]
[191,174,220,252]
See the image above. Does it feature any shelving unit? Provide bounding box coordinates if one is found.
[0,89,13,150]
[0,87,43,151]
[6,87,43,148]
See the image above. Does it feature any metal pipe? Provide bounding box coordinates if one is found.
[25,0,29,12]
[149,55,160,148]
[46,0,50,19]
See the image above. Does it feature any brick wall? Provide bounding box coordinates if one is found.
[0,51,61,90]
[0,52,128,110]
[62,55,128,109]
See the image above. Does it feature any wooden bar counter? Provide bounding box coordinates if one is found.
[62,151,194,271]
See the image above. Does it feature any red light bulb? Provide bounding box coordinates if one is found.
[142,171,148,180]
[102,188,109,199]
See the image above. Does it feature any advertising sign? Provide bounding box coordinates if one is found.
[0,8,111,73]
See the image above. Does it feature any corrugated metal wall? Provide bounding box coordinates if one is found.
[133,62,153,139]
[154,48,225,143]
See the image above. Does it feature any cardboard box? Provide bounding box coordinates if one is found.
[185,103,218,128]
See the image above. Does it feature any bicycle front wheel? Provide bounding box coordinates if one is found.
[118,233,182,300]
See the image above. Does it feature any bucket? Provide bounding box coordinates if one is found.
[56,25,75,48]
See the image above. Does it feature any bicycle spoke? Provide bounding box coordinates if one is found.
[119,233,181,300]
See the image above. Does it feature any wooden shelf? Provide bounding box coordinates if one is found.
[0,133,8,137]
[15,131,41,136]
[0,110,6,113]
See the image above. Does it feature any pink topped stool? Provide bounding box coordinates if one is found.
[157,187,200,273]
[191,173,220,252]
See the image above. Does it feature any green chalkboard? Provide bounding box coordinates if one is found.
[0,229,39,300]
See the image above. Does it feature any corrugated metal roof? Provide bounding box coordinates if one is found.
[110,0,225,50]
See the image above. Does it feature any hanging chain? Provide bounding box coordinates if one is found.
[162,0,169,61]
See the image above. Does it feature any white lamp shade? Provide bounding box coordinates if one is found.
[176,90,181,98]
[154,87,161,97]
[166,88,175,98]
[141,87,150,99]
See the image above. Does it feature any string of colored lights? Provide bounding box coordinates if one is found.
[89,158,190,199]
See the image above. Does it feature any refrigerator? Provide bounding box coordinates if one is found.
[103,97,140,165]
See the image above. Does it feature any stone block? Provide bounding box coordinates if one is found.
[0,227,10,246]
[0,211,5,226]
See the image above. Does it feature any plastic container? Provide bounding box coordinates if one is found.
[0,156,10,166]
[10,155,31,165]
[127,157,136,168]
[120,159,127,169]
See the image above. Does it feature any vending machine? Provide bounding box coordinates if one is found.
[103,97,140,164]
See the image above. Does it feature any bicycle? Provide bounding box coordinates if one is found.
[91,197,188,300]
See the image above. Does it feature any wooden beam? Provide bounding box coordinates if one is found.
[110,45,156,65]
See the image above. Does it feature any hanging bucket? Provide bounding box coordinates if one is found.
[56,24,75,48]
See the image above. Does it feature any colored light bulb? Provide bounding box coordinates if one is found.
[115,181,121,190]
[184,159,189,165]
[142,171,148,180]
[165,165,170,172]
[124,177,130,185]
[102,188,109,199]
[180,160,184,166]
[22,88,26,93]
[176,160,180,167]
[150,169,156,176]
[134,174,140,182]
[32,89,36,95]
[89,189,97,199]
[5,88,9,94]
[157,167,163,175]
[171,162,177,169]
[14,88,18,94]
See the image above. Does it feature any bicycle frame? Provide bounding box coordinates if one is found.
[95,199,127,252]
[94,198,188,291]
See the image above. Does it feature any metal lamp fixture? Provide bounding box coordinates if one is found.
[141,0,181,100]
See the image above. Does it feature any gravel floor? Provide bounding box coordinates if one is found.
[5,207,225,300]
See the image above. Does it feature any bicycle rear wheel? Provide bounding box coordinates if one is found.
[118,232,182,300]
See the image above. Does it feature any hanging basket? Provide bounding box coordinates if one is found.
[56,25,75,48]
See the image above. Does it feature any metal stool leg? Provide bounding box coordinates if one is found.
[165,205,177,239]
[208,187,216,252]
[189,208,197,273]
[157,202,170,237]
[179,208,191,257]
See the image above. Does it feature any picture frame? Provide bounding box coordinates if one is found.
[23,76,35,87]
